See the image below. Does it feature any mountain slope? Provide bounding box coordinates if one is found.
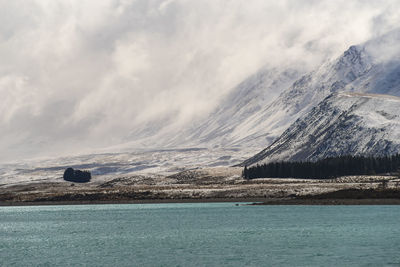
[163,44,375,150]
[231,45,375,149]
[172,66,302,147]
[243,92,400,165]
[178,30,400,151]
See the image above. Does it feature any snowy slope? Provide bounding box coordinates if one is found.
[243,92,400,165]
[171,66,302,147]
[230,45,375,149]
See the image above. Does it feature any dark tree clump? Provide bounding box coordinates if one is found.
[63,168,91,183]
[245,154,400,180]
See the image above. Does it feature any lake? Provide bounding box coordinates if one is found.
[1,203,400,266]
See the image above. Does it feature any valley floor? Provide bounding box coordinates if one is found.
[1,167,400,205]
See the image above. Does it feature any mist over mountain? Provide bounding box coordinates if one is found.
[2,1,400,162]
[168,66,303,148]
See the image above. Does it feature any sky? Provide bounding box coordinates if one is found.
[1,0,400,162]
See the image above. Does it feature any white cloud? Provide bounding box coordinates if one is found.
[0,0,399,161]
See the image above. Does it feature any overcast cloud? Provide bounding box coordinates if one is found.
[1,0,400,162]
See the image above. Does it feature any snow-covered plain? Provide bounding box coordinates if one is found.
[0,147,255,187]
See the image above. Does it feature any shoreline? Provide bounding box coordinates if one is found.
[2,197,400,206]
[0,198,266,206]
[2,173,400,207]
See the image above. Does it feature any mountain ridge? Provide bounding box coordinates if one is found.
[242,92,400,166]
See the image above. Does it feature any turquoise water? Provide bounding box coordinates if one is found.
[1,204,400,266]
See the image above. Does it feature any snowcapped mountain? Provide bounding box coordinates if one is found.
[229,44,376,150]
[235,30,400,165]
[167,30,400,152]
[199,30,393,160]
[242,92,400,165]
[107,30,400,157]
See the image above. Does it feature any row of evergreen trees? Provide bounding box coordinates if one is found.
[243,154,400,179]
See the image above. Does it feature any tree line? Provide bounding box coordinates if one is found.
[243,154,400,179]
